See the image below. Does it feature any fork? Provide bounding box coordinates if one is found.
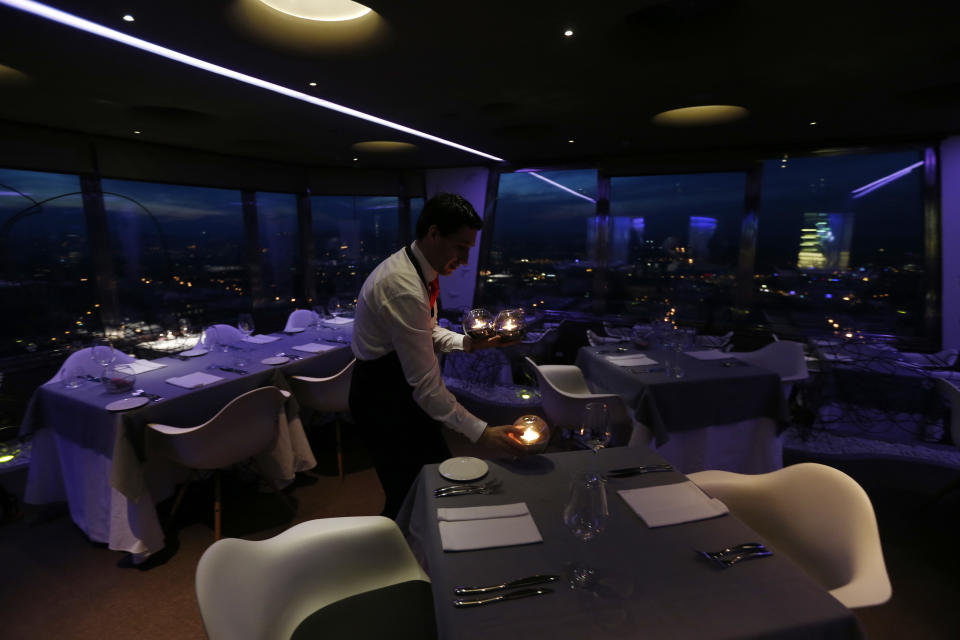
[712,549,773,568]
[695,542,765,562]
[434,480,501,497]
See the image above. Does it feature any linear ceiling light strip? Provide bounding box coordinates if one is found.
[850,161,924,199]
[526,172,597,204]
[0,0,504,163]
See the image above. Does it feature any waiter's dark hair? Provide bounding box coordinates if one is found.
[416,193,482,239]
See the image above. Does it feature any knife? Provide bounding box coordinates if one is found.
[218,366,248,374]
[453,587,553,608]
[606,464,673,477]
[454,574,558,595]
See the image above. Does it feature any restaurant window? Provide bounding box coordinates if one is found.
[754,150,927,341]
[609,172,746,324]
[477,169,598,313]
[311,195,400,305]
[0,167,90,355]
[101,178,248,333]
[256,191,299,307]
[409,196,424,243]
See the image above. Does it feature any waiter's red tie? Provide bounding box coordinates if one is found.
[428,277,439,310]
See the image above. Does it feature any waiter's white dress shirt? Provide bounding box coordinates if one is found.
[351,242,487,441]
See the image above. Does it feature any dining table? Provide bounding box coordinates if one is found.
[575,346,788,474]
[19,322,354,560]
[399,447,863,640]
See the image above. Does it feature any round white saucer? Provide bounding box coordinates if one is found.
[179,347,208,357]
[285,327,306,334]
[261,356,290,365]
[106,396,150,411]
[438,457,489,482]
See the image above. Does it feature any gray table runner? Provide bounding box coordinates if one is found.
[402,448,862,640]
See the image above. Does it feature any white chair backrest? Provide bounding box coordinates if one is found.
[689,463,891,608]
[586,329,623,346]
[285,309,320,332]
[201,324,243,347]
[732,340,808,382]
[936,377,960,448]
[524,357,632,446]
[289,359,356,414]
[695,330,733,349]
[146,386,287,470]
[196,516,429,640]
[47,347,136,384]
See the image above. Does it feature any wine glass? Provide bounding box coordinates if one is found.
[237,313,255,338]
[328,297,343,318]
[562,471,609,588]
[578,401,612,454]
[90,339,116,377]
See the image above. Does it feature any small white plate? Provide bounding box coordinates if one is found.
[285,327,306,334]
[179,347,209,357]
[105,396,150,412]
[438,457,489,482]
[261,356,290,365]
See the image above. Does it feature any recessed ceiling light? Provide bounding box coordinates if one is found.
[122,14,134,22]
[257,0,372,22]
[2,0,503,162]
[563,29,574,37]
[308,81,317,86]
[351,141,417,153]
[651,105,749,127]
[352,156,359,162]
[568,139,575,144]
[809,121,817,126]
[133,130,141,134]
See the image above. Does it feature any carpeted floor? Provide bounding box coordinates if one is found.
[1,420,959,639]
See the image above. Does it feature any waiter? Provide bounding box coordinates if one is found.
[349,193,527,519]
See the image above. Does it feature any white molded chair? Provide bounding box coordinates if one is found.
[200,324,243,348]
[146,386,291,540]
[285,308,320,332]
[524,357,633,446]
[196,516,430,640]
[732,340,809,399]
[48,347,136,384]
[689,463,891,609]
[586,328,625,346]
[288,359,356,481]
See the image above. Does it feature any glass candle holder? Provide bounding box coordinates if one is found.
[495,308,526,340]
[102,365,136,394]
[513,414,550,453]
[462,308,496,339]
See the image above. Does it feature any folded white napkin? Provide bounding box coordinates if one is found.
[292,342,338,353]
[165,372,224,389]
[686,350,732,361]
[618,481,728,528]
[605,354,658,367]
[324,316,354,325]
[242,334,280,344]
[115,359,167,374]
[437,502,542,551]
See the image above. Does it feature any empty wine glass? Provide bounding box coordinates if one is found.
[578,401,612,454]
[562,471,609,588]
[328,297,343,318]
[237,313,255,338]
[90,339,116,375]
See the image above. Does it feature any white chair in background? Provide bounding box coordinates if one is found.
[688,463,891,609]
[47,347,136,384]
[695,330,734,350]
[200,324,243,348]
[288,359,356,481]
[732,340,809,400]
[524,357,634,446]
[586,328,625,346]
[285,308,320,332]
[196,516,432,640]
[145,386,291,540]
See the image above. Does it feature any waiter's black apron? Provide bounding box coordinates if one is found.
[349,246,452,520]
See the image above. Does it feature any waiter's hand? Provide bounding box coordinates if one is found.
[463,334,524,353]
[477,424,529,457]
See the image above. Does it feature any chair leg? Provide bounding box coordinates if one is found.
[167,470,194,529]
[214,470,222,541]
[335,416,344,482]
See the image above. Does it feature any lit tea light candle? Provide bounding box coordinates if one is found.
[495,308,527,340]
[463,308,496,339]
[513,414,550,453]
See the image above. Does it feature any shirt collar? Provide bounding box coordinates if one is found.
[410,241,438,283]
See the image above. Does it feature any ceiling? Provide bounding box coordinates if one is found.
[1,0,959,172]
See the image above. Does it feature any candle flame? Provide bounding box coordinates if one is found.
[521,427,539,442]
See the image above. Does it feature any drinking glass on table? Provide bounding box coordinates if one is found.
[328,297,343,319]
[562,471,609,588]
[577,401,611,454]
[237,313,255,339]
[90,339,116,377]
